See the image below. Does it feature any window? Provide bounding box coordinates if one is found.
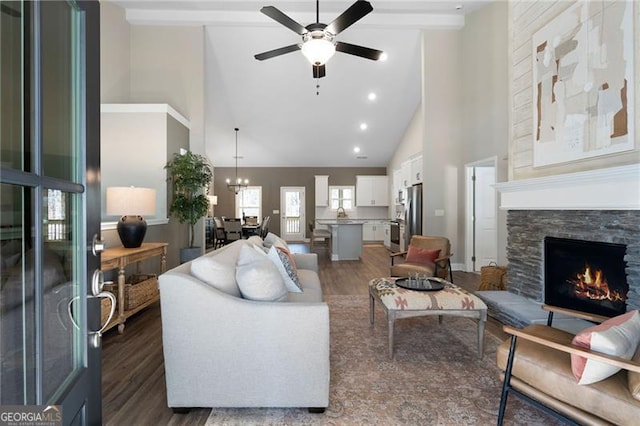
[329,186,354,210]
[46,189,67,241]
[235,186,262,220]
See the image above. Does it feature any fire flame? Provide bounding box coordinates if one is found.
[571,265,625,302]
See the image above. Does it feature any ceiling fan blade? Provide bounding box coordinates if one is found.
[325,1,373,35]
[260,6,307,35]
[254,44,301,61]
[335,41,383,61]
[313,64,326,79]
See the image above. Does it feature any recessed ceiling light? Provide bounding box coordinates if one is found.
[379,52,388,62]
[360,123,368,131]
[353,146,361,153]
[368,92,377,101]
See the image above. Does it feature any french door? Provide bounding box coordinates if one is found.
[0,1,102,424]
[280,187,305,242]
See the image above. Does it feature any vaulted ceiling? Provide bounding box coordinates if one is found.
[109,1,491,167]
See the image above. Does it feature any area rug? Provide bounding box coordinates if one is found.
[206,295,559,425]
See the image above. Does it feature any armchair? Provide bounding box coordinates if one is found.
[390,235,453,282]
[497,305,640,425]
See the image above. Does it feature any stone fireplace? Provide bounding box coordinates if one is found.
[507,210,639,312]
[483,164,640,328]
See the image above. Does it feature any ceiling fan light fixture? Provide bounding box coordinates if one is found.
[301,36,336,66]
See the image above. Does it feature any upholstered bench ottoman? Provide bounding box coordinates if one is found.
[369,277,487,359]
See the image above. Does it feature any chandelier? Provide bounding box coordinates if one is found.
[226,127,248,194]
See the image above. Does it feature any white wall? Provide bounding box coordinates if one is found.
[99,3,208,259]
[460,1,509,264]
[422,29,463,263]
[386,2,510,267]
[100,1,130,102]
[129,26,205,156]
[388,103,424,172]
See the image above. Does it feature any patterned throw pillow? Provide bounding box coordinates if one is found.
[267,246,302,293]
[571,310,640,385]
[405,246,441,264]
[235,245,288,302]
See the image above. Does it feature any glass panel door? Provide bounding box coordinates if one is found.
[280,187,305,242]
[1,1,101,422]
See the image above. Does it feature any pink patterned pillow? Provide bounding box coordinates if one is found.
[571,310,640,385]
[405,246,440,264]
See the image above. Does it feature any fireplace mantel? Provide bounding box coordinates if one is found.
[495,164,640,210]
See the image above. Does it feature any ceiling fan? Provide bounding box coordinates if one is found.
[254,0,384,78]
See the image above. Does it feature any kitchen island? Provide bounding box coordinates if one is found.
[316,219,364,261]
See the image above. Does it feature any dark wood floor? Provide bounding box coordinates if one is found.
[101,243,500,425]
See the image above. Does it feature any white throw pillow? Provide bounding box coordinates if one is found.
[246,235,264,247]
[267,246,303,293]
[190,256,241,297]
[235,244,287,302]
[272,236,289,250]
[263,232,279,247]
[263,232,288,250]
[571,310,640,385]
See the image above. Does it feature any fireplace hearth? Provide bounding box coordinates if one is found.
[544,237,628,318]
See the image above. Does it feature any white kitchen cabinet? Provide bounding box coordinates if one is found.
[362,222,375,241]
[363,221,386,242]
[400,161,411,188]
[356,175,389,206]
[392,169,402,205]
[315,175,329,206]
[410,155,423,185]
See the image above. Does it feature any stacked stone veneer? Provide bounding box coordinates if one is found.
[506,210,640,311]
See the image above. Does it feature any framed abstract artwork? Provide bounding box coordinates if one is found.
[532,0,634,167]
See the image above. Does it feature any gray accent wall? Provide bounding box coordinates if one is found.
[213,167,386,236]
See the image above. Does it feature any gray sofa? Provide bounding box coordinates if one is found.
[158,238,330,411]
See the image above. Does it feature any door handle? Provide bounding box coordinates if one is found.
[88,269,117,348]
[89,291,116,348]
[91,233,105,256]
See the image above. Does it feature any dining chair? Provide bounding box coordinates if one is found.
[223,218,243,243]
[213,217,227,248]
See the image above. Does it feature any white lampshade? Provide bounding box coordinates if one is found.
[106,187,156,216]
[301,38,336,65]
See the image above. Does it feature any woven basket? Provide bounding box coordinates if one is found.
[124,274,158,310]
[479,262,507,291]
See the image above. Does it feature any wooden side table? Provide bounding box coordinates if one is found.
[101,242,168,333]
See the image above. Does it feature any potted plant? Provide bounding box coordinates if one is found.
[165,151,213,263]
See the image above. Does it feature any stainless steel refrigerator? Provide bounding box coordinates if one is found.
[403,183,422,249]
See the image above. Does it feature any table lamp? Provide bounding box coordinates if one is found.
[106,187,156,248]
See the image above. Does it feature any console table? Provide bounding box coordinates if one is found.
[101,242,168,333]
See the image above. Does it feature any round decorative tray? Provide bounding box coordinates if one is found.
[395,278,445,291]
